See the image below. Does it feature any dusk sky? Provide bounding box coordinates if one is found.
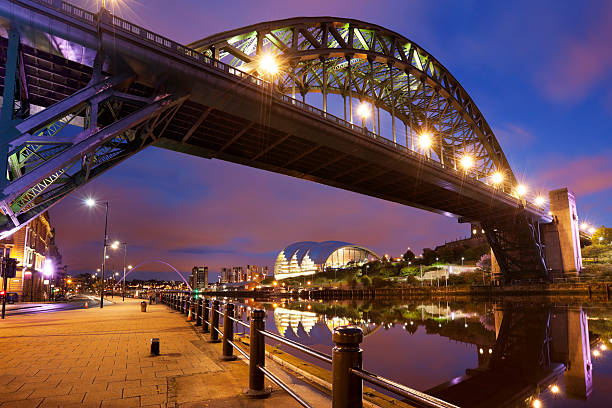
[50,0,612,281]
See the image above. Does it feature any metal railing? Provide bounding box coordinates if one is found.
[22,0,548,216]
[160,292,460,408]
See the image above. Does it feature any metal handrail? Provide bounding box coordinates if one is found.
[258,365,312,408]
[260,329,333,364]
[213,326,223,338]
[228,315,250,329]
[227,338,249,359]
[350,367,460,408]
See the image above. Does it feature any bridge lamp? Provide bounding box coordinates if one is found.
[588,227,596,234]
[111,240,120,250]
[490,172,504,185]
[534,196,546,206]
[460,155,474,171]
[418,133,432,149]
[580,222,588,230]
[550,384,560,394]
[258,53,279,76]
[532,399,542,408]
[515,184,528,197]
[356,102,370,119]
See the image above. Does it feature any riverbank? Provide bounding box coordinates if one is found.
[201,281,612,301]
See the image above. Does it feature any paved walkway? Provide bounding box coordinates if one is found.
[0,298,311,408]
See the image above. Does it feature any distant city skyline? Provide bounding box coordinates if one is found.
[49,0,611,280]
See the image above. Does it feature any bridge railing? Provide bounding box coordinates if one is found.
[25,0,547,217]
[160,292,460,408]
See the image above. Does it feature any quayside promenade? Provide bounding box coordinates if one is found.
[0,299,315,408]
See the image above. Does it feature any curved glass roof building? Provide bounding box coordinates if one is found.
[274,241,379,280]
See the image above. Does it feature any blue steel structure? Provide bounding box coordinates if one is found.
[0,0,563,282]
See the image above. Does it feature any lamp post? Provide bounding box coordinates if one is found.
[85,198,108,309]
[111,241,128,301]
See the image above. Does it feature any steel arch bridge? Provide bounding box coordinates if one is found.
[189,17,515,188]
[0,0,559,282]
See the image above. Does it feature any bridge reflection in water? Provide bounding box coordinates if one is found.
[256,301,597,408]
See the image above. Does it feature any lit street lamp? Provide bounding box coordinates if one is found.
[111,241,128,301]
[85,198,109,308]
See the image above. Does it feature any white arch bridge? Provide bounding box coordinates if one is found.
[0,0,583,282]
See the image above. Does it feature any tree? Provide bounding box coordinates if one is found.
[592,226,612,246]
[477,254,492,272]
[402,249,416,262]
[360,275,372,287]
[422,248,439,265]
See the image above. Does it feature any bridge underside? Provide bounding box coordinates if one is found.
[0,2,553,282]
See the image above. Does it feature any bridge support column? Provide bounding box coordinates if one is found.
[542,188,582,278]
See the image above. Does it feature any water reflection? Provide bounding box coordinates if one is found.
[242,299,611,408]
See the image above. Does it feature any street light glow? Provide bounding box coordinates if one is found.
[516,184,527,197]
[419,133,432,149]
[258,53,279,76]
[357,102,370,119]
[491,172,504,185]
[580,222,588,230]
[85,198,96,207]
[532,399,542,408]
[43,259,54,277]
[588,227,596,234]
[551,385,560,394]
[534,196,546,206]
[460,155,474,170]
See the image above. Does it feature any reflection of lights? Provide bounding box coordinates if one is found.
[488,348,493,354]
[593,349,600,357]
[532,399,542,408]
[551,385,560,394]
[479,348,483,354]
[464,323,468,328]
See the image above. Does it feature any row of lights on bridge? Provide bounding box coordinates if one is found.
[257,53,548,208]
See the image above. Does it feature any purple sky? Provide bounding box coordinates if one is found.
[50,0,612,280]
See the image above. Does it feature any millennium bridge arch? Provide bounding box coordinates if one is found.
[0,1,581,282]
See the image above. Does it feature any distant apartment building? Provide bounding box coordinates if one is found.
[0,212,61,301]
[219,265,269,284]
[190,266,209,289]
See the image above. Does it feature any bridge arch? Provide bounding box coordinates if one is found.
[113,260,192,291]
[190,17,516,187]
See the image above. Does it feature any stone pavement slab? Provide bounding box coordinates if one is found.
[0,298,305,407]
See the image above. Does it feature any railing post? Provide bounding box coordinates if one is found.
[245,308,270,398]
[221,303,237,361]
[202,299,210,333]
[195,297,202,326]
[332,326,363,408]
[189,295,195,319]
[210,300,221,343]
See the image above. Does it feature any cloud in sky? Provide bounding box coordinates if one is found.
[537,3,612,103]
[50,148,465,277]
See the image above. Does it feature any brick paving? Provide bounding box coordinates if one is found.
[0,298,303,407]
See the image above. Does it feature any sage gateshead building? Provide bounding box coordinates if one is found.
[274,241,379,280]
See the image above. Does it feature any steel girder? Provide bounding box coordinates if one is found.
[0,28,185,237]
[190,17,516,189]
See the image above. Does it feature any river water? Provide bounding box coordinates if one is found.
[231,298,612,408]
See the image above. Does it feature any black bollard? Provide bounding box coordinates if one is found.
[244,309,270,398]
[221,303,237,361]
[210,300,221,343]
[150,338,160,355]
[332,326,363,408]
[202,299,210,333]
[195,297,202,326]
